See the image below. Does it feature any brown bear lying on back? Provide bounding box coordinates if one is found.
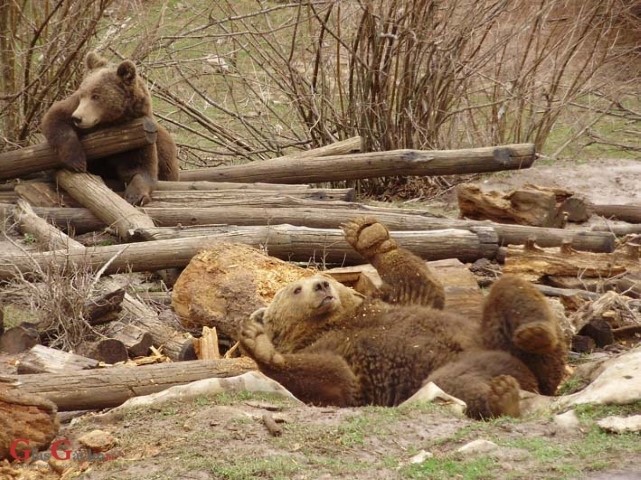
[42,51,179,205]
[239,216,567,419]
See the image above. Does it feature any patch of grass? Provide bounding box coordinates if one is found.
[401,456,498,480]
[557,376,587,396]
[573,401,641,422]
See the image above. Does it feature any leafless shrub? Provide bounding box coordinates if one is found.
[0,0,115,152]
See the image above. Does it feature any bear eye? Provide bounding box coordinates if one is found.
[91,93,99,101]
[293,287,302,294]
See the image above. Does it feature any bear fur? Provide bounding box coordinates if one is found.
[239,216,567,419]
[41,51,179,205]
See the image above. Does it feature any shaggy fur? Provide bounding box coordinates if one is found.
[42,52,179,205]
[239,216,567,419]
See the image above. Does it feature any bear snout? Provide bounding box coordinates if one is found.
[314,280,331,292]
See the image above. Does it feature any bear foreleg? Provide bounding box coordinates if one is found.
[239,315,359,407]
[342,216,445,308]
[41,95,88,172]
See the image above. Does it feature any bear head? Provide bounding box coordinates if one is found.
[71,51,152,130]
[251,274,364,353]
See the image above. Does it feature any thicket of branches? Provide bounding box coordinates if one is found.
[2,0,641,167]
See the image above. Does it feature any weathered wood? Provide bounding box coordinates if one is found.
[83,287,125,326]
[0,225,498,279]
[179,143,536,183]
[55,170,155,240]
[14,199,84,251]
[147,188,355,205]
[17,345,99,374]
[1,358,257,411]
[503,240,641,281]
[592,204,641,223]
[99,278,193,361]
[195,326,221,360]
[5,202,614,252]
[14,182,74,207]
[592,223,641,236]
[80,338,128,364]
[281,136,362,159]
[0,117,158,181]
[103,322,152,358]
[457,184,561,227]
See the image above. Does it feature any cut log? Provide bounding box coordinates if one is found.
[592,204,641,223]
[179,143,536,183]
[14,199,84,251]
[0,225,498,280]
[103,322,152,358]
[457,184,561,227]
[155,181,315,191]
[4,203,614,253]
[99,278,194,361]
[79,338,128,364]
[17,345,99,374]
[55,170,155,240]
[147,188,356,205]
[503,240,641,282]
[0,324,39,354]
[0,117,158,181]
[83,287,125,326]
[14,182,76,207]
[592,223,641,236]
[0,358,257,411]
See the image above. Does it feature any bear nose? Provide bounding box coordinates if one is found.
[314,280,330,292]
[71,115,82,126]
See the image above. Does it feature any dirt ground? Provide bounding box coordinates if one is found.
[3,157,641,480]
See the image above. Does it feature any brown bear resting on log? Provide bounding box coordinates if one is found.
[42,51,179,205]
[239,216,567,419]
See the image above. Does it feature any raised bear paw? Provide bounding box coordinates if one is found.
[487,375,521,418]
[513,321,558,355]
[239,310,284,367]
[341,216,397,259]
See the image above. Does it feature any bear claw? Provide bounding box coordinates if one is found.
[342,216,396,259]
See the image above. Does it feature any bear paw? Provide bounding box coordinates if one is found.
[513,321,558,354]
[342,216,397,259]
[239,315,284,367]
[488,375,520,418]
[62,154,88,173]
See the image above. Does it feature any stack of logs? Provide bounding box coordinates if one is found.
[0,117,640,413]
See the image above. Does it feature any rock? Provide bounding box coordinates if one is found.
[172,243,313,339]
[78,429,118,453]
[401,381,467,416]
[0,389,59,461]
[456,439,498,455]
[409,450,433,464]
[597,415,641,434]
[558,347,641,408]
[553,409,581,432]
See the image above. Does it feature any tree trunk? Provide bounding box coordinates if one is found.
[179,143,536,183]
[0,358,257,411]
[4,203,614,252]
[17,345,99,374]
[0,117,158,180]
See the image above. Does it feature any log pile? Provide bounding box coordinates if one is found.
[0,118,640,419]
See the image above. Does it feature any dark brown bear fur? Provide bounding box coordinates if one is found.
[239,216,567,419]
[41,52,179,205]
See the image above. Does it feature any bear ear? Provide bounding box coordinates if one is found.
[116,60,137,86]
[85,51,108,70]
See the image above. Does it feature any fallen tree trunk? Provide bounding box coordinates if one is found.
[17,345,99,374]
[179,143,536,183]
[592,204,641,223]
[0,225,498,279]
[0,117,158,181]
[56,170,155,240]
[0,358,257,411]
[4,203,615,253]
[147,188,355,205]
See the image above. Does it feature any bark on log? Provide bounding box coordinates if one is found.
[179,143,536,183]
[0,117,158,181]
[280,136,362,159]
[15,182,76,207]
[0,225,498,279]
[56,170,155,240]
[17,345,99,374]
[592,223,641,236]
[5,202,614,253]
[0,358,257,411]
